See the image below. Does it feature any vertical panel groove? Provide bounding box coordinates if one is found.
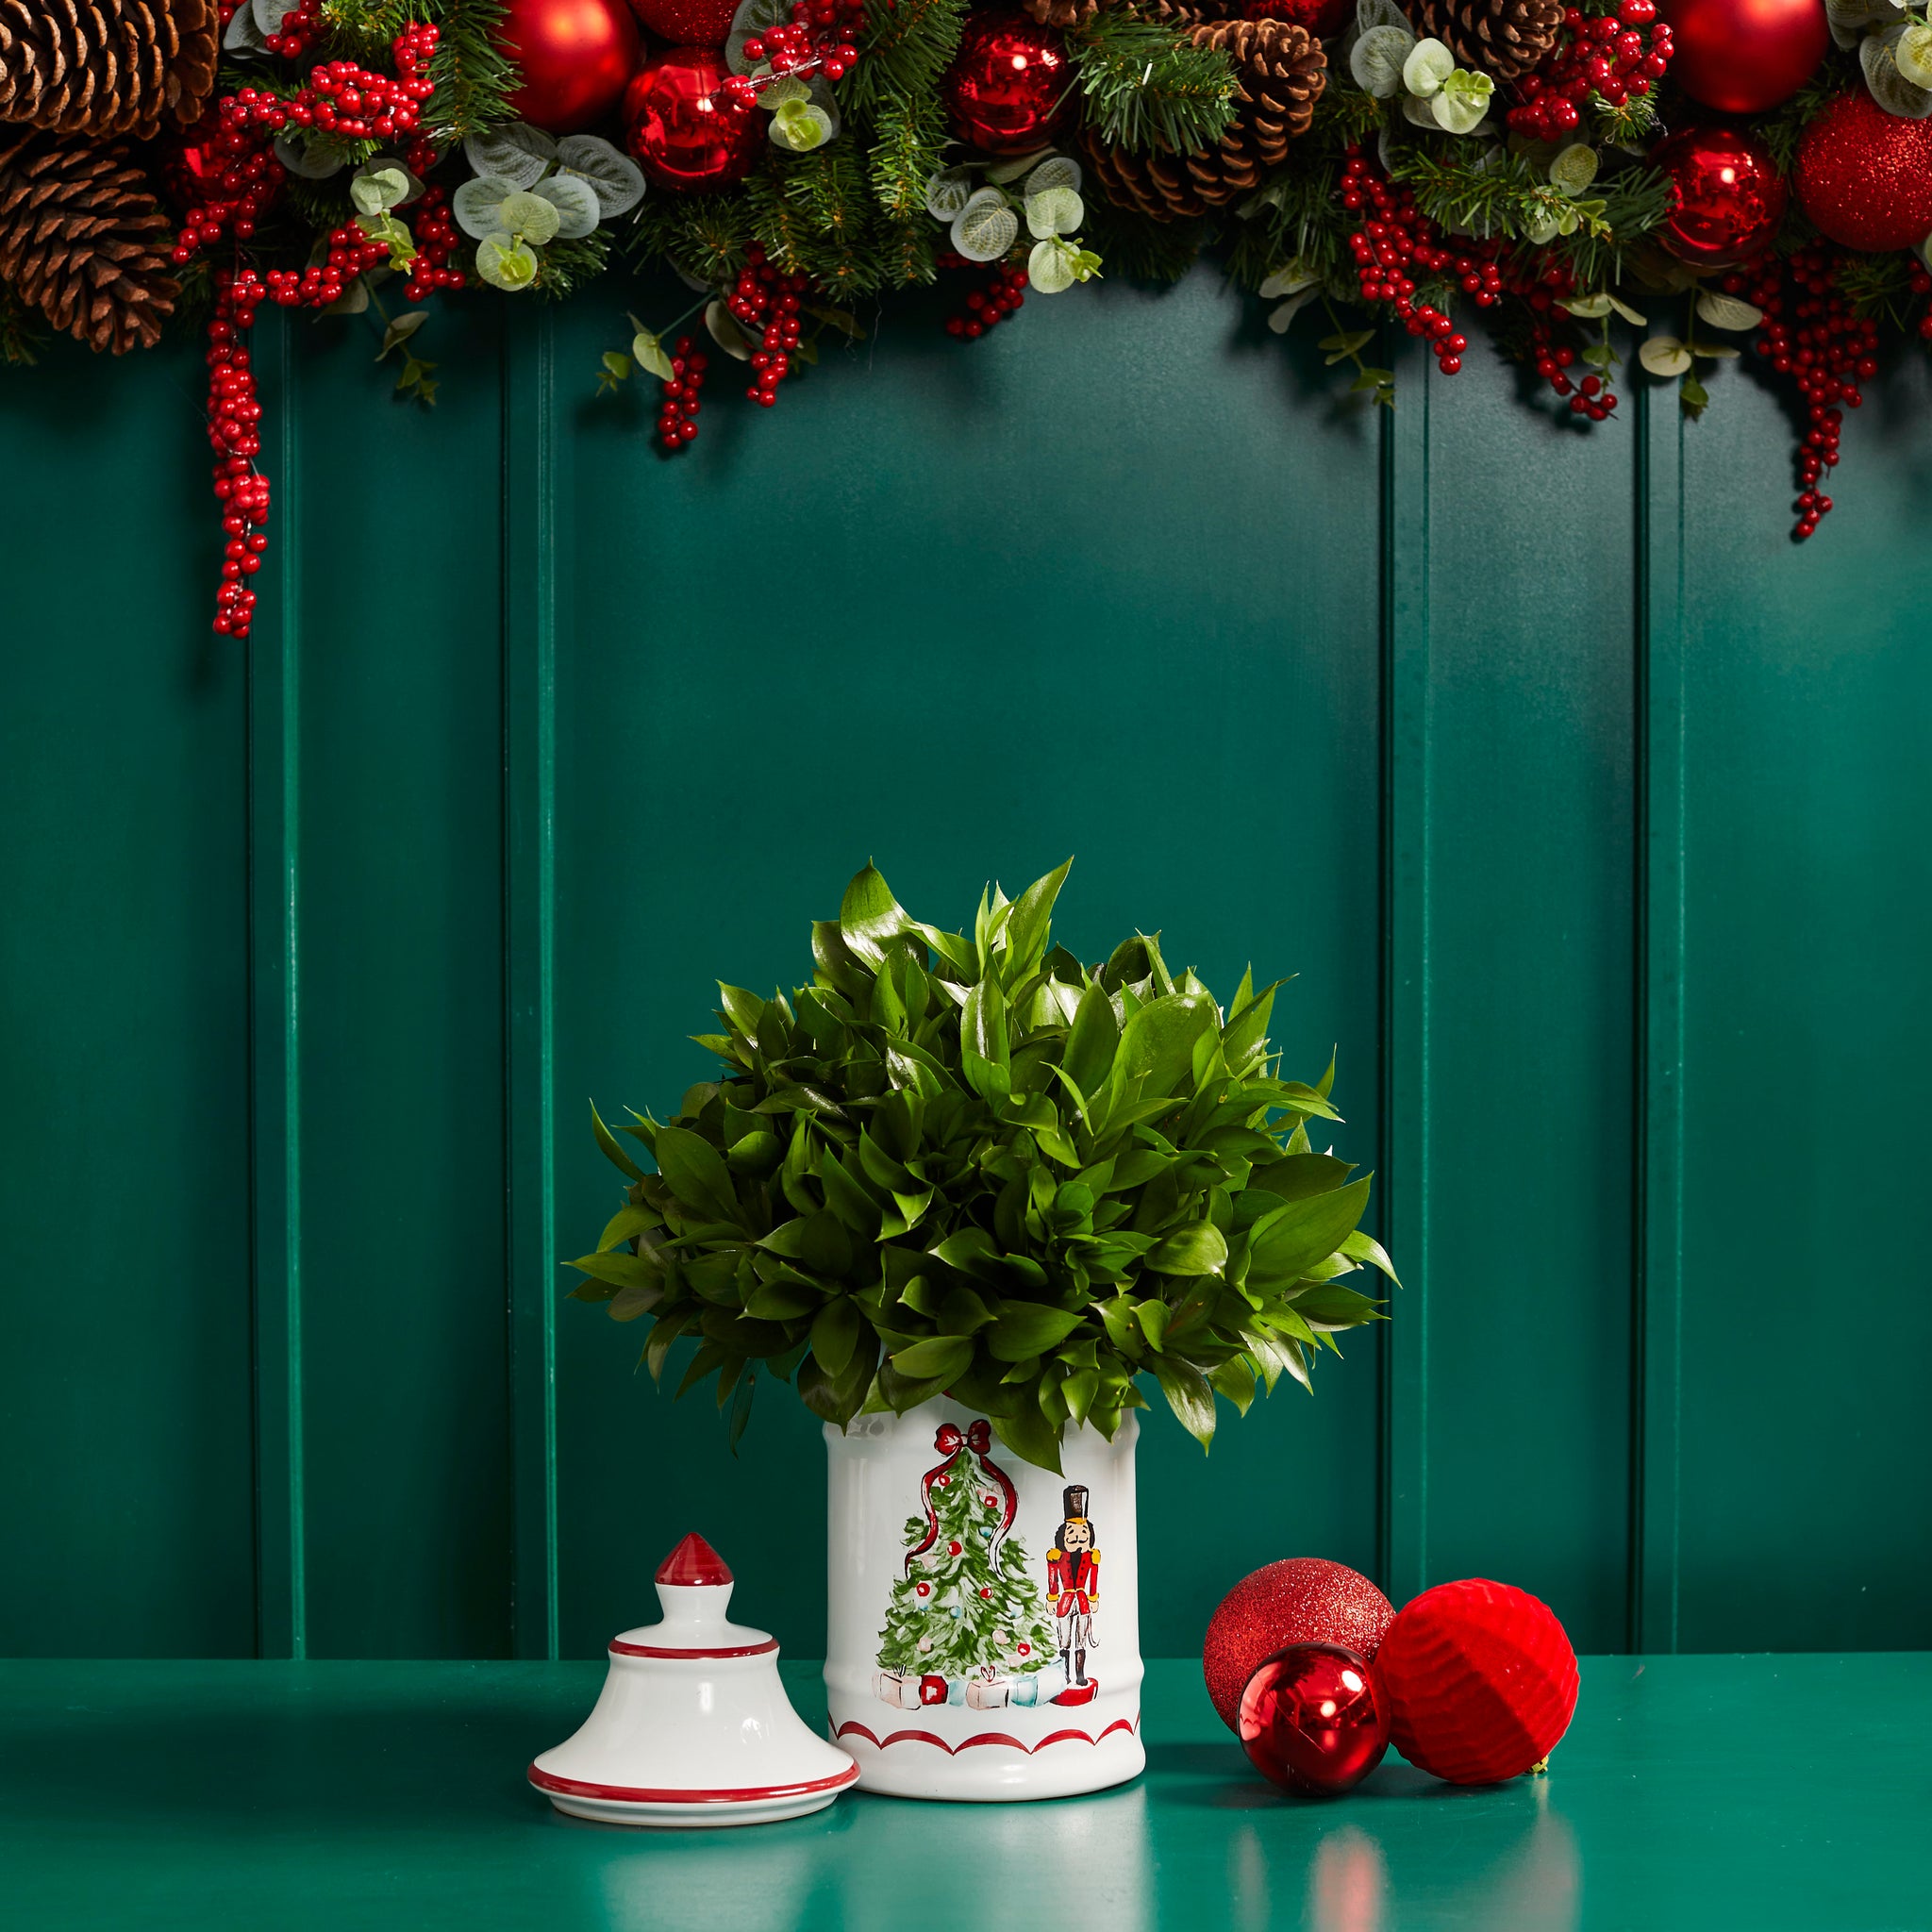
[249,310,306,1659]
[1633,380,1687,1654]
[1381,345,1431,1607]
[506,305,560,1659]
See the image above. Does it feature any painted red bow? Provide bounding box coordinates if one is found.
[903,1419,1019,1574]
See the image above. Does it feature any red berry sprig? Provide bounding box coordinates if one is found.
[1731,245,1881,541]
[941,258,1027,339]
[657,335,708,450]
[262,223,391,308]
[263,0,325,58]
[721,0,865,107]
[1507,0,1673,141]
[404,185,466,302]
[207,269,270,640]
[1341,149,1481,375]
[726,243,807,409]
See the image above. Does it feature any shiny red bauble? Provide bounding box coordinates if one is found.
[1651,125,1787,266]
[1239,1642,1391,1797]
[1202,1557,1395,1733]
[1241,0,1354,33]
[624,47,762,191]
[1795,89,1932,252]
[944,9,1073,156]
[499,0,641,132]
[624,0,739,44]
[1658,0,1826,111]
[1377,1578,1579,1786]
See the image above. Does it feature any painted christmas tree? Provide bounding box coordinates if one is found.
[876,1448,1056,1689]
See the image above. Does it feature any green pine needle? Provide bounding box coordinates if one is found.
[1069,11,1237,157]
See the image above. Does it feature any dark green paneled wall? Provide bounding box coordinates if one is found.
[2,271,1925,1660]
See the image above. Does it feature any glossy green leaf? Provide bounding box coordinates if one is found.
[1145,1221,1228,1276]
[1153,1356,1217,1448]
[986,1304,1087,1361]
[652,1124,741,1224]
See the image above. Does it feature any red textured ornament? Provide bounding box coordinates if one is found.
[1795,89,1932,253]
[1239,1642,1391,1797]
[1242,0,1353,33]
[624,0,738,45]
[1657,0,1826,112]
[1652,125,1787,266]
[499,0,641,132]
[1202,1558,1396,1734]
[1378,1578,1579,1786]
[623,47,762,191]
[944,9,1072,157]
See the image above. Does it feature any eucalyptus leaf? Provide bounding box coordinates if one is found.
[706,298,755,360]
[632,328,675,381]
[533,172,602,240]
[1695,291,1764,332]
[452,175,515,241]
[462,122,558,190]
[985,146,1053,185]
[953,188,1019,263]
[555,135,647,216]
[726,0,793,74]
[1640,334,1694,377]
[225,2,268,52]
[1898,17,1932,85]
[1402,36,1454,94]
[1549,142,1598,196]
[771,99,834,153]
[1352,23,1415,96]
[1268,287,1321,333]
[1257,258,1322,299]
[924,167,975,219]
[1432,67,1493,134]
[275,133,347,180]
[1023,155,1083,198]
[1024,186,1084,239]
[350,165,410,216]
[1864,25,1932,117]
[499,190,561,245]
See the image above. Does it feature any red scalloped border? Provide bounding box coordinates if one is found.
[833,1716,1141,1757]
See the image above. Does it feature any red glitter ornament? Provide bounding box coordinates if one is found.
[500,0,642,133]
[624,46,762,190]
[625,0,738,44]
[1241,0,1352,34]
[1239,1642,1391,1797]
[1377,1578,1578,1786]
[1658,0,1826,113]
[1202,1557,1395,1733]
[1794,90,1932,254]
[1652,125,1787,267]
[944,9,1072,157]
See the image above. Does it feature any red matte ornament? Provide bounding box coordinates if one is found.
[1377,1578,1579,1786]
[625,0,739,45]
[944,9,1073,157]
[1652,125,1787,266]
[1658,0,1826,112]
[499,0,642,132]
[1239,1642,1391,1797]
[655,1532,733,1586]
[1794,90,1932,253]
[1202,1557,1396,1734]
[624,47,762,191]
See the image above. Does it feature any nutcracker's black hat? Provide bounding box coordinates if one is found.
[1061,1484,1090,1524]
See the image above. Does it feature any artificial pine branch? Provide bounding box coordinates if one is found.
[1563,161,1670,287]
[536,230,612,298]
[841,0,969,121]
[628,196,756,287]
[423,0,520,142]
[1068,11,1237,157]
[869,95,949,224]
[1,282,43,365]
[1081,198,1206,283]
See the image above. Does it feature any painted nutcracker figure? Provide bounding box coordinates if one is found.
[1046,1484,1101,1694]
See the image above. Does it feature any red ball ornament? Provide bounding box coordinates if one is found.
[1795,89,1932,252]
[1651,125,1787,266]
[1377,1578,1579,1786]
[624,0,738,45]
[1239,1642,1391,1797]
[499,0,641,132]
[947,1540,963,1556]
[1658,0,1826,112]
[623,47,761,191]
[1202,1557,1396,1734]
[918,1674,949,1705]
[1242,0,1353,33]
[944,9,1072,156]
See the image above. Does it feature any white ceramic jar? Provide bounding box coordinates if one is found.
[824,1396,1143,1801]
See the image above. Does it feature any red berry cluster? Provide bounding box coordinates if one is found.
[1731,246,1881,541]
[169,104,286,258]
[657,334,709,450]
[726,243,808,408]
[263,0,324,58]
[262,223,391,308]
[1513,258,1619,417]
[404,185,466,302]
[287,24,436,141]
[207,271,270,640]
[722,0,865,105]
[941,257,1027,339]
[1341,150,1477,374]
[1507,0,1673,141]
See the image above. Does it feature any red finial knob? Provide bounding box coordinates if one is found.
[655,1533,733,1586]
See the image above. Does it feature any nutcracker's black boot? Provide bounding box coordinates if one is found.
[1074,1649,1087,1686]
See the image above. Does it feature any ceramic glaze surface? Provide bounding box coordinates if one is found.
[824,1399,1143,1799]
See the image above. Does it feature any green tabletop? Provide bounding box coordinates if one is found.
[2,1657,1924,1930]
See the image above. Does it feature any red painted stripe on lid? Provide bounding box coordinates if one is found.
[655,1532,733,1586]
[608,1638,778,1659]
[528,1760,858,1806]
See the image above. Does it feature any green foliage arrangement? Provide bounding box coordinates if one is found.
[569,860,1394,1473]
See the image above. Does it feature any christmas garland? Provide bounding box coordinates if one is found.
[4,0,1930,633]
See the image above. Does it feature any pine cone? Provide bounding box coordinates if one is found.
[0,0,217,139]
[1024,0,1104,25]
[1081,136,1216,221]
[0,130,178,352]
[1408,0,1561,82]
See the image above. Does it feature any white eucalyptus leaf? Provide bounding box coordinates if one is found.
[1024,185,1083,238]
[452,175,515,240]
[1027,238,1078,294]
[758,72,812,108]
[1024,154,1083,198]
[532,173,601,239]
[1899,19,1932,86]
[924,167,975,219]
[632,329,675,380]
[1640,334,1693,377]
[1549,142,1598,196]
[275,134,347,179]
[499,190,561,246]
[952,187,1019,262]
[1523,203,1563,244]
[770,100,834,151]
[1353,23,1415,97]
[475,235,540,291]
[1432,68,1492,133]
[1357,0,1412,32]
[1607,294,1649,326]
[555,135,647,217]
[706,298,754,359]
[1402,90,1440,127]
[1863,25,1932,117]
[1258,258,1322,298]
[1267,286,1321,332]
[350,164,410,216]
[986,147,1052,185]
[463,123,558,190]
[1695,291,1764,331]
[1559,292,1615,317]
[1403,36,1454,94]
